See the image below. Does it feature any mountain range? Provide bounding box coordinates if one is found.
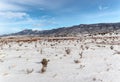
[3,22,120,37]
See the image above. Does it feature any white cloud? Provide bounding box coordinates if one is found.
[0,1,25,11]
[0,16,58,34]
[98,5,109,11]
[0,0,72,11]
[0,11,29,19]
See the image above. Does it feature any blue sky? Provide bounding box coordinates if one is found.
[0,0,120,34]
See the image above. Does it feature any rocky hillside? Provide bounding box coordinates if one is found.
[3,22,120,37]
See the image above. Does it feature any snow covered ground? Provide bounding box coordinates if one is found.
[0,35,120,82]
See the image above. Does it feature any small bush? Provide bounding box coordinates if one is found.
[65,48,71,55]
[110,46,114,50]
[85,46,89,49]
[74,60,80,63]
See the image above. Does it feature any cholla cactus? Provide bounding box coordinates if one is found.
[41,58,48,67]
[41,58,49,73]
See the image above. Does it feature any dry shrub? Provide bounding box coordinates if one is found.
[41,67,46,73]
[79,52,83,59]
[85,46,89,49]
[65,48,71,55]
[110,45,114,50]
[81,45,84,50]
[74,60,80,63]
[80,64,85,69]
